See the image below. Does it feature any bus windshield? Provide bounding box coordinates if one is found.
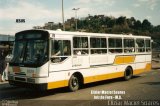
[10,39,48,67]
[10,30,49,67]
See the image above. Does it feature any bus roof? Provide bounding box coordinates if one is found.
[46,29,151,39]
[18,29,151,39]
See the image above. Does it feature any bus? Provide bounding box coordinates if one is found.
[8,29,151,91]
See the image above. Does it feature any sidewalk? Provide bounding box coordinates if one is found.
[0,81,8,84]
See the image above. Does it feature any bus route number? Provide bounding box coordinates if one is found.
[16,19,25,23]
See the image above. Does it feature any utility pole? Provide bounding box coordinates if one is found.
[72,8,80,31]
[62,0,65,31]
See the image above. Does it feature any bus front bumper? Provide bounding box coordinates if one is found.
[8,80,47,91]
[8,75,47,90]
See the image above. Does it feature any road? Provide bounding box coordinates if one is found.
[0,69,160,106]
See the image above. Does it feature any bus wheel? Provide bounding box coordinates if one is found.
[124,67,133,81]
[69,75,79,92]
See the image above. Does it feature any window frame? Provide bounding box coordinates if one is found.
[90,37,107,55]
[123,38,135,53]
[108,37,123,54]
[73,36,89,55]
[51,39,71,63]
[145,39,151,53]
[136,38,145,53]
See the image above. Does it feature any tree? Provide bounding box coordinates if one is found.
[107,19,116,28]
[116,16,126,25]
[142,19,152,31]
[134,20,142,30]
[127,17,136,28]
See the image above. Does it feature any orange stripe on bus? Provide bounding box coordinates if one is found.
[114,56,135,64]
[47,80,68,90]
[133,63,151,75]
[145,63,151,71]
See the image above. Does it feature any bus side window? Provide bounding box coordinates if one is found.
[90,37,107,54]
[145,39,151,52]
[124,38,135,53]
[52,40,71,56]
[51,40,71,63]
[108,38,122,53]
[73,37,88,55]
[136,39,145,53]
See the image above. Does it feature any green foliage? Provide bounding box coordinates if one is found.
[71,15,160,39]
[65,15,160,49]
[39,15,160,48]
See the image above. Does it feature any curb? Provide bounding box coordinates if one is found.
[0,81,8,85]
[152,67,160,70]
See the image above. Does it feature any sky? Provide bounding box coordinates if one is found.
[0,0,160,35]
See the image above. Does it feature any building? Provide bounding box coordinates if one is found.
[33,22,62,30]
[0,34,14,41]
[0,34,15,54]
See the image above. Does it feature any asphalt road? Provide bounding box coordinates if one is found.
[0,69,160,106]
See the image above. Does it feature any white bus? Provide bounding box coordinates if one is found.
[8,29,151,91]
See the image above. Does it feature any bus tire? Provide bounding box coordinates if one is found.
[124,67,133,81]
[69,75,79,92]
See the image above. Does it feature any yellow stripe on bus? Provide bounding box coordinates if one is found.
[47,63,151,90]
[145,63,151,71]
[114,56,135,64]
[84,72,124,84]
[133,63,151,75]
[47,80,68,90]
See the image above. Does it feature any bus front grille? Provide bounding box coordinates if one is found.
[15,72,26,76]
[15,77,26,82]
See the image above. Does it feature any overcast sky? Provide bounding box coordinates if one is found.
[0,0,160,35]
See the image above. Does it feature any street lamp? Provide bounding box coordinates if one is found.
[62,0,65,31]
[72,8,80,31]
